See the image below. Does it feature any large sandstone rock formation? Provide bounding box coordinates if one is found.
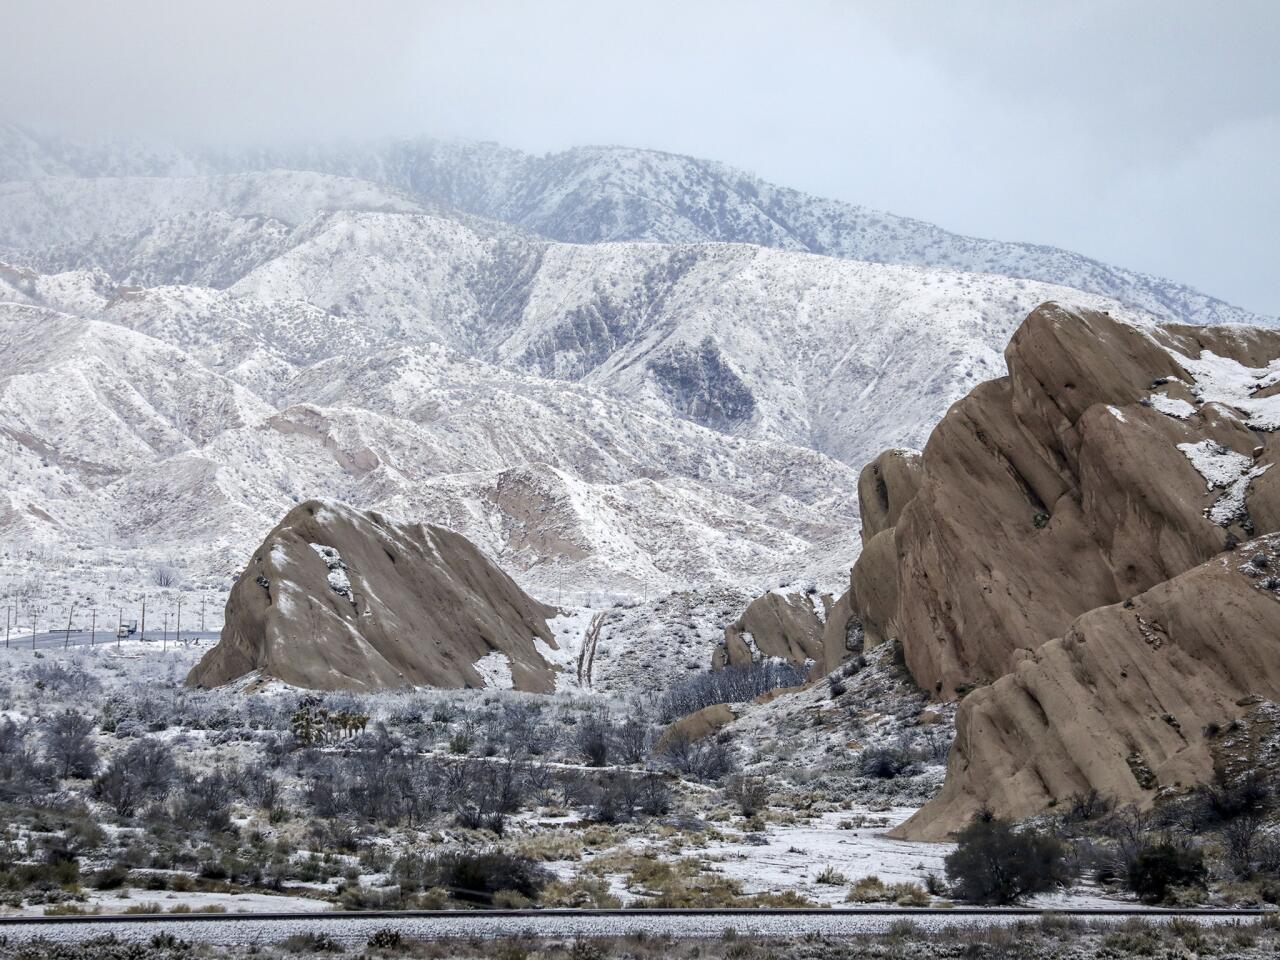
[850,302,1280,837]
[187,499,561,692]
[712,589,831,671]
[900,535,1280,839]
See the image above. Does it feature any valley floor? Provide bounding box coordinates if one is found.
[0,640,1149,924]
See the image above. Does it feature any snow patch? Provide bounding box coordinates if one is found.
[1176,440,1272,526]
[1164,349,1280,430]
[472,650,514,689]
[308,543,353,600]
[1148,393,1195,420]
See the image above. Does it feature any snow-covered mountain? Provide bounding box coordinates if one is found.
[0,125,1271,680]
[2,124,1269,329]
[5,198,1158,467]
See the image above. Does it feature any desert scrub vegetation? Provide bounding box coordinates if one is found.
[944,810,1073,904]
[844,874,930,905]
[7,919,1280,959]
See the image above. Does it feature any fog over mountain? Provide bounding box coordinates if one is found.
[2,1,1277,315]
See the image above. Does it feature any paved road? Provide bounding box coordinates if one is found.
[0,908,1271,946]
[1,630,220,651]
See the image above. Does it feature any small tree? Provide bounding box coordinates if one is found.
[1126,843,1207,903]
[576,714,611,767]
[724,774,770,817]
[945,811,1072,904]
[43,710,98,779]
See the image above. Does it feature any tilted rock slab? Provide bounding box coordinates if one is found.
[713,589,829,669]
[897,535,1280,839]
[854,302,1280,700]
[187,499,560,692]
[850,302,1280,837]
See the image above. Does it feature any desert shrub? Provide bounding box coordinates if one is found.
[945,811,1072,904]
[171,766,234,831]
[661,734,737,781]
[637,773,673,815]
[367,927,404,948]
[1126,843,1207,904]
[1062,788,1113,824]
[576,713,611,767]
[28,660,99,696]
[0,718,56,800]
[281,931,343,953]
[857,744,913,779]
[1197,770,1272,824]
[94,737,177,816]
[657,661,807,722]
[814,864,847,885]
[844,875,926,904]
[724,774,770,817]
[43,710,98,779]
[392,849,550,904]
[612,712,652,764]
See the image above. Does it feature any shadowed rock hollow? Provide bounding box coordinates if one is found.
[846,301,1280,838]
[187,499,560,692]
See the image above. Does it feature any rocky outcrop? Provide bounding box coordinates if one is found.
[852,449,922,650]
[713,589,831,671]
[187,499,561,692]
[854,302,1280,700]
[898,535,1280,840]
[850,302,1280,837]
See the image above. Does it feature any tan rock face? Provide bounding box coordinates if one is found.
[850,302,1280,837]
[897,536,1280,840]
[187,499,560,692]
[854,302,1280,699]
[713,589,830,671]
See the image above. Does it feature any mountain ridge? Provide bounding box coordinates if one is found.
[1,124,1270,330]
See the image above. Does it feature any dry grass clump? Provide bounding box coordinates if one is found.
[844,874,930,905]
[538,876,622,909]
[513,831,587,862]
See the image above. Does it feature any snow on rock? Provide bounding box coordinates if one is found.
[1178,440,1254,489]
[1147,392,1196,419]
[472,650,515,690]
[308,543,353,600]
[1177,440,1273,527]
[1166,349,1280,431]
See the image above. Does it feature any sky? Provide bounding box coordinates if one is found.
[3,0,1277,315]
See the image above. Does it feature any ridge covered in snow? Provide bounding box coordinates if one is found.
[1,125,1273,682]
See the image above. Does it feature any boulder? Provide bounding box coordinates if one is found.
[187,499,560,692]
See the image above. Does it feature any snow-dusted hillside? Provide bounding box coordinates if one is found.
[2,124,1268,329]
[0,287,860,659]
[1,124,1271,687]
[4,203,1159,467]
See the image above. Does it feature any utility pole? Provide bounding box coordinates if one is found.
[64,603,74,650]
[140,597,146,642]
[175,598,182,646]
[117,608,122,648]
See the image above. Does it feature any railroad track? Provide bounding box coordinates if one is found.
[1,906,1273,945]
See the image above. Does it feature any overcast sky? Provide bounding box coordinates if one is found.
[3,1,1277,314]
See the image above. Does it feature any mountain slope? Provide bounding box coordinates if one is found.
[0,125,1268,330]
